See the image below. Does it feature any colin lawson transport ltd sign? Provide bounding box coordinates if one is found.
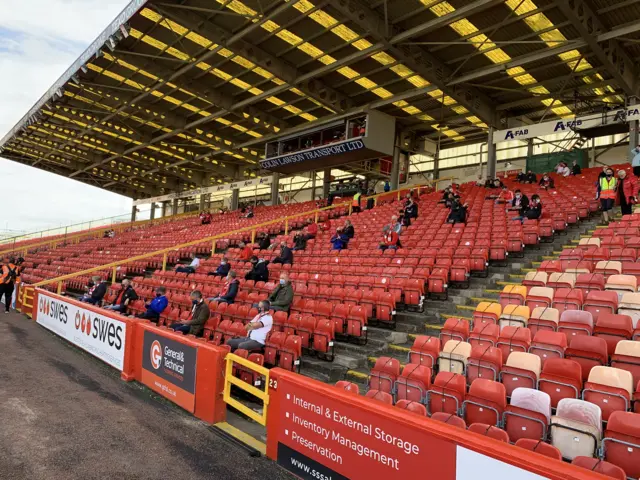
[35,292,126,371]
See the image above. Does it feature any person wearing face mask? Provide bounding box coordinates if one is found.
[598,168,617,223]
[272,241,293,265]
[238,242,253,261]
[208,256,231,277]
[226,300,273,352]
[208,271,239,304]
[621,169,638,215]
[538,173,555,190]
[104,278,138,314]
[170,290,210,336]
[617,169,634,216]
[511,189,530,214]
[268,273,294,313]
[136,286,168,322]
[245,256,269,282]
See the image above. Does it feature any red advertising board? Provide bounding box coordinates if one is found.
[273,376,455,480]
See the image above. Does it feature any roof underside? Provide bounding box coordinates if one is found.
[1,0,639,199]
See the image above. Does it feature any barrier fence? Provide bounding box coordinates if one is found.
[27,180,450,294]
[14,287,608,480]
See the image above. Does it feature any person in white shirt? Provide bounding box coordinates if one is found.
[556,162,570,177]
[176,254,200,274]
[226,300,273,352]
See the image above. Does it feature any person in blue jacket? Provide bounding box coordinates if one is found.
[632,144,640,176]
[330,228,349,250]
[137,286,168,323]
[208,257,231,277]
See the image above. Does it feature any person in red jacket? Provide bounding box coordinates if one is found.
[379,225,400,251]
[620,169,637,216]
[306,222,318,238]
[238,242,253,261]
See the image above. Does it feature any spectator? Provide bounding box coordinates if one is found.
[403,198,418,226]
[516,171,527,183]
[80,276,107,305]
[257,233,271,250]
[511,189,530,213]
[245,256,269,282]
[571,160,582,176]
[525,171,537,184]
[556,162,570,177]
[617,170,633,216]
[201,211,212,225]
[104,279,138,314]
[244,205,254,218]
[598,167,617,223]
[208,271,240,304]
[330,228,349,250]
[496,185,514,204]
[306,222,318,238]
[0,256,18,313]
[475,175,486,186]
[447,201,468,224]
[293,230,308,251]
[176,253,200,274]
[238,242,253,261]
[632,144,640,177]
[343,220,355,239]
[383,180,391,192]
[208,257,231,277]
[268,273,294,312]
[226,300,273,352]
[390,215,402,234]
[379,225,400,251]
[351,190,363,213]
[441,186,452,200]
[622,169,638,215]
[272,241,293,265]
[513,194,542,222]
[539,174,555,190]
[171,290,210,336]
[136,286,168,322]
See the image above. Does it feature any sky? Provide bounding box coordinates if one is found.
[0,0,137,234]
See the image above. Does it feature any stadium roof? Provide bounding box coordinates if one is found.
[1,0,639,200]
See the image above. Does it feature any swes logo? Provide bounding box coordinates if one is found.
[74,311,123,350]
[39,297,68,324]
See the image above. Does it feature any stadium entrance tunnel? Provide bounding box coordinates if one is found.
[10,287,608,480]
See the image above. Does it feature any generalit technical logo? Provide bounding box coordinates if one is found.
[150,340,162,370]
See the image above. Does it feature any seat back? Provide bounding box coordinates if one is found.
[499,304,531,329]
[550,398,602,461]
[603,411,640,479]
[438,340,472,375]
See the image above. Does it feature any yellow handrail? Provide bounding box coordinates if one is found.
[29,182,442,290]
[0,210,196,258]
[223,353,271,426]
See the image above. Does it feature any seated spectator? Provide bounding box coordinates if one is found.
[176,254,200,274]
[238,242,253,261]
[403,198,418,226]
[511,189,530,213]
[539,174,555,190]
[441,186,452,200]
[201,211,212,225]
[379,225,400,251]
[524,170,536,184]
[514,194,543,222]
[243,206,254,218]
[208,257,231,277]
[136,286,168,322]
[245,256,269,282]
[226,300,273,352]
[390,215,402,234]
[104,278,138,314]
[306,221,318,238]
[447,201,468,224]
[475,175,485,186]
[171,290,210,336]
[268,273,294,313]
[257,233,271,250]
[496,185,514,204]
[80,276,107,305]
[516,171,527,183]
[556,162,570,177]
[272,241,293,265]
[208,271,239,304]
[571,159,582,176]
[330,228,349,251]
[343,219,355,239]
[293,231,308,251]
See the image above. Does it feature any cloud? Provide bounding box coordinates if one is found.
[0,0,136,234]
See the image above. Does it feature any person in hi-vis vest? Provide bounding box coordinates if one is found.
[597,167,617,224]
[351,190,362,214]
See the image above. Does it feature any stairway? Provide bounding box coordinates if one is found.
[298,216,605,389]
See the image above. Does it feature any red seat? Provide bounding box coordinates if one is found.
[346,305,367,339]
[571,457,626,479]
[463,379,506,427]
[551,288,584,314]
[430,412,466,429]
[296,315,316,349]
[395,364,432,403]
[395,400,427,416]
[468,322,500,348]
[584,366,633,421]
[312,319,335,361]
[409,335,440,368]
[565,336,609,381]
[538,358,583,408]
[468,423,510,443]
[611,340,640,386]
[364,390,393,404]
[440,318,470,345]
[602,411,640,479]
[369,357,401,394]
[428,372,466,416]
[467,345,503,384]
[497,326,532,361]
[583,291,619,322]
[594,313,633,356]
[264,332,287,366]
[515,439,562,460]
[558,309,594,341]
[529,330,567,365]
[277,335,302,372]
[335,381,360,394]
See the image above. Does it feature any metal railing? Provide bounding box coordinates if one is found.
[26,180,453,293]
[223,353,271,425]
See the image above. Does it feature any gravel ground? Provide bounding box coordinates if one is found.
[0,313,294,480]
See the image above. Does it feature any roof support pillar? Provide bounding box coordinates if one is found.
[271,172,280,206]
[390,131,401,190]
[487,127,497,180]
[150,202,156,220]
[311,170,317,202]
[131,205,137,222]
[172,198,179,216]
[161,201,168,218]
[230,188,240,211]
[323,169,331,199]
